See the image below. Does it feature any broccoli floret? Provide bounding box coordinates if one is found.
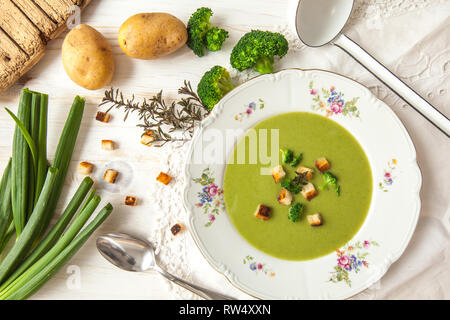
[205,27,229,51]
[290,153,303,167]
[288,203,304,222]
[187,7,228,57]
[320,172,341,196]
[230,30,289,74]
[280,148,293,164]
[187,7,212,57]
[281,178,301,194]
[197,66,235,110]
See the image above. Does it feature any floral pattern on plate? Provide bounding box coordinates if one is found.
[193,167,224,227]
[328,240,380,287]
[243,255,276,277]
[234,99,265,121]
[379,159,398,192]
[309,81,360,118]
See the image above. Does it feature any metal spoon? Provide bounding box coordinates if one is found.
[96,232,235,300]
[294,0,450,137]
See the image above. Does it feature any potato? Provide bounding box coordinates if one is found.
[62,24,114,90]
[118,13,187,60]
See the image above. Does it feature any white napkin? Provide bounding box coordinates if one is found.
[352,16,450,300]
[156,2,450,300]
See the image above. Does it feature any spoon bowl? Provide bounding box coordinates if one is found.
[295,0,353,47]
[96,232,235,300]
[97,233,156,272]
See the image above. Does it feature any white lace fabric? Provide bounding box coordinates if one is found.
[147,0,450,300]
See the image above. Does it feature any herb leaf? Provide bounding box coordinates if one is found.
[290,153,303,167]
[288,203,303,222]
[280,149,293,164]
[320,172,340,196]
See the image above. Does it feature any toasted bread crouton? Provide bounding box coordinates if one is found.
[315,157,330,173]
[104,169,118,184]
[78,162,93,175]
[141,131,154,147]
[171,223,184,236]
[301,182,318,201]
[96,111,111,123]
[307,213,323,226]
[254,204,271,220]
[125,196,137,206]
[271,165,286,183]
[156,172,172,185]
[101,140,115,150]
[297,166,314,180]
[277,188,293,206]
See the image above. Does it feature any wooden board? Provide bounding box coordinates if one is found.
[0,0,91,93]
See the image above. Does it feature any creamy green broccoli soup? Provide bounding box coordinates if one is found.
[223,112,372,260]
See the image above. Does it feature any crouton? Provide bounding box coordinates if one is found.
[101,140,115,150]
[271,165,286,183]
[78,162,93,175]
[141,131,154,147]
[96,111,111,123]
[307,213,323,226]
[297,166,314,180]
[315,157,330,173]
[156,172,172,185]
[104,169,118,184]
[171,223,184,236]
[301,182,318,201]
[254,204,271,220]
[277,188,293,206]
[124,196,137,206]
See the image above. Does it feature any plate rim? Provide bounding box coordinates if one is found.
[182,67,422,299]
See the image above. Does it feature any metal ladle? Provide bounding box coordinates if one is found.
[96,232,235,300]
[294,0,450,137]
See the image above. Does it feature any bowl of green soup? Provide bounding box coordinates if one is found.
[183,69,421,299]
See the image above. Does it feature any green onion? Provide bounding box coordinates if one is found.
[0,194,101,297]
[0,167,58,284]
[0,223,14,258]
[35,94,48,204]
[0,92,114,299]
[10,89,33,236]
[30,94,41,159]
[1,203,113,300]
[37,96,85,239]
[6,97,38,222]
[0,177,94,291]
[0,161,13,255]
[0,159,12,244]
[29,93,41,211]
[80,189,97,213]
[5,108,38,171]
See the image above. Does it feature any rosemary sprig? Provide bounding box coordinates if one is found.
[98,81,209,147]
[281,171,309,194]
[293,171,309,186]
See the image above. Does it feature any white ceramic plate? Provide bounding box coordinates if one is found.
[183,69,421,299]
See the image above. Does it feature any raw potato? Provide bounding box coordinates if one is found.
[62,24,114,90]
[118,13,187,60]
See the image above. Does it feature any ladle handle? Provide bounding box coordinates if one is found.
[155,266,236,300]
[333,34,450,137]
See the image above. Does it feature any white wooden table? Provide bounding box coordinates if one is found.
[0,0,449,300]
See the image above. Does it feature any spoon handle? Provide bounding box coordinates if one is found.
[333,34,450,137]
[155,266,236,300]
